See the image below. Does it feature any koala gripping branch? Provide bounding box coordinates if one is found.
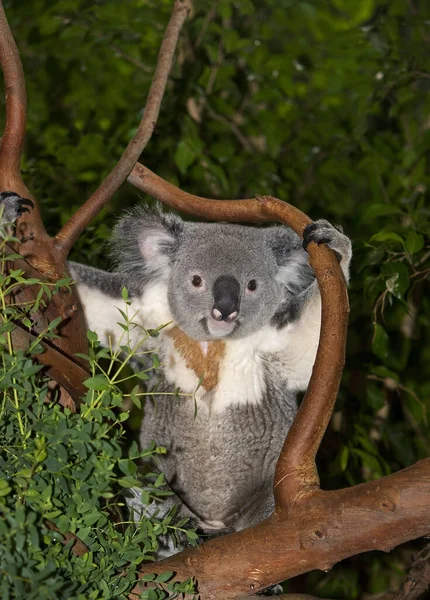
[128,164,430,599]
[128,162,347,501]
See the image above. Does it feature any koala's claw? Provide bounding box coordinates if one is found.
[302,219,352,269]
[0,191,34,224]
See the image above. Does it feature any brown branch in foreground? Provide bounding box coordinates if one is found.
[54,0,191,258]
[132,459,430,599]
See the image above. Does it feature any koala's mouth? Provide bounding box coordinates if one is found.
[201,317,239,338]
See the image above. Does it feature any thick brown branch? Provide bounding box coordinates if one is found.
[54,0,191,258]
[0,2,53,247]
[132,459,430,599]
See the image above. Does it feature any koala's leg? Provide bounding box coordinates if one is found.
[126,484,228,558]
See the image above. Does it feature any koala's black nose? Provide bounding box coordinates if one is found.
[212,276,240,322]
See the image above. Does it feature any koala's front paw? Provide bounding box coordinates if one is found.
[0,191,34,225]
[303,219,352,279]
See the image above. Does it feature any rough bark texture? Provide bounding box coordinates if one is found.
[131,460,430,599]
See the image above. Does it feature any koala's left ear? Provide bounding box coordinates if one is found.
[266,226,314,295]
[110,206,184,291]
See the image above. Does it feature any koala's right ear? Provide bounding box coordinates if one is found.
[110,206,184,291]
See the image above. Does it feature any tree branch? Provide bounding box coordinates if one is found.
[11,321,90,409]
[0,0,27,195]
[132,459,430,599]
[54,0,191,258]
[128,162,311,226]
[0,0,47,246]
[392,543,430,600]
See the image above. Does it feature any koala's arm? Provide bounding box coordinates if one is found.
[0,191,153,350]
[68,262,146,350]
[272,219,352,328]
[266,220,352,390]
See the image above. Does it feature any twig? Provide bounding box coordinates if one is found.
[54,0,191,258]
[194,4,217,49]
[206,104,254,152]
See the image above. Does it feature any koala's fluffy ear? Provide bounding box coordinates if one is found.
[110,206,184,292]
[266,226,314,295]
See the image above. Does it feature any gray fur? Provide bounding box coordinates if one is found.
[0,194,352,557]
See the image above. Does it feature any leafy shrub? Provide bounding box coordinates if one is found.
[0,233,196,599]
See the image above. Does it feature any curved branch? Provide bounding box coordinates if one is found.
[128,162,312,228]
[54,0,191,258]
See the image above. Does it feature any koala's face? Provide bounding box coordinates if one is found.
[112,208,312,342]
[167,224,286,341]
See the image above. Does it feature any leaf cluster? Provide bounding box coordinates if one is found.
[0,235,196,599]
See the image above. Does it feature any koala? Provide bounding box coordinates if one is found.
[0,191,352,552]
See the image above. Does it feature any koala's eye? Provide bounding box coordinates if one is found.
[247,279,257,291]
[192,275,203,287]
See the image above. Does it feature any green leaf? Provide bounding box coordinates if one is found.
[382,262,409,300]
[156,571,174,583]
[372,324,390,363]
[370,231,404,245]
[174,138,202,174]
[340,446,349,472]
[87,330,98,343]
[84,375,111,390]
[404,231,424,254]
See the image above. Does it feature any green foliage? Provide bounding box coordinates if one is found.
[0,234,196,598]
[1,0,429,597]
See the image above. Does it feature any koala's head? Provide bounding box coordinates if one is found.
[112,207,313,341]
